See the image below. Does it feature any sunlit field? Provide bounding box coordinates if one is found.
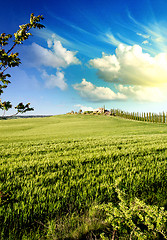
[1,115,167,239]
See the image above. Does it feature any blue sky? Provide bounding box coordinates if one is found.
[1,0,167,115]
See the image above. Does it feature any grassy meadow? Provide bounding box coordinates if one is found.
[0,114,167,239]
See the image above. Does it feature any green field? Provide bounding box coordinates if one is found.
[0,115,167,239]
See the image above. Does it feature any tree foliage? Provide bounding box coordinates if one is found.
[0,13,45,116]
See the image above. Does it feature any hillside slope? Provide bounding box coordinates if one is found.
[0,115,167,239]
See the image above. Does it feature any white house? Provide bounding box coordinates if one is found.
[93,107,105,114]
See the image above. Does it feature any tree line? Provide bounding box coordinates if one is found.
[111,109,167,124]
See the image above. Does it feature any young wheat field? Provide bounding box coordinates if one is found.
[0,114,167,239]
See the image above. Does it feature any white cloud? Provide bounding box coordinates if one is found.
[155,37,164,43]
[74,104,94,112]
[73,78,126,101]
[116,84,164,102]
[21,36,81,91]
[23,38,81,68]
[42,70,67,90]
[89,44,167,87]
[128,13,167,54]
[47,38,53,48]
[104,33,125,46]
[137,33,150,39]
[142,40,149,45]
[90,52,120,73]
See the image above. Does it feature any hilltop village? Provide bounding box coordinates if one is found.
[67,107,113,116]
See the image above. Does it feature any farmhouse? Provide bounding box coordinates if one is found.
[93,107,105,114]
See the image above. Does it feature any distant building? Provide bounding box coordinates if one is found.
[93,107,105,114]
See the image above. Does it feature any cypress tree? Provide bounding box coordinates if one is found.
[156,114,158,123]
[159,113,161,123]
[149,112,151,122]
[163,112,165,123]
[152,113,154,123]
